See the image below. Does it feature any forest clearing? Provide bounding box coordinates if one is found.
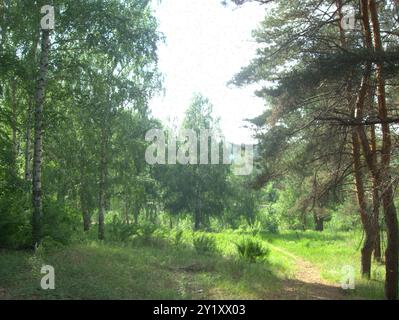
[1,0,399,303]
[0,229,385,299]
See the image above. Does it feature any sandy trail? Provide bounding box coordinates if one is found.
[268,243,349,300]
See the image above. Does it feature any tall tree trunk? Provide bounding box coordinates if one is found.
[32,29,50,247]
[369,124,382,262]
[194,195,201,231]
[25,98,33,182]
[80,185,91,232]
[98,139,107,240]
[314,212,324,232]
[133,203,139,224]
[352,129,374,278]
[25,34,40,183]
[194,167,201,230]
[371,177,382,264]
[98,196,105,240]
[374,228,382,262]
[311,173,323,232]
[11,79,18,173]
[194,207,201,230]
[125,198,130,225]
[337,0,379,278]
[350,0,384,280]
[79,154,91,232]
[368,0,399,300]
[83,209,91,232]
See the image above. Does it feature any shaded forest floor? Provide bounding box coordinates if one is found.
[0,230,385,300]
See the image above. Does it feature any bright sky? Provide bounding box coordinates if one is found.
[149,0,267,144]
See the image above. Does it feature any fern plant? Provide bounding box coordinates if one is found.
[235,238,269,263]
[193,233,217,255]
[174,229,184,247]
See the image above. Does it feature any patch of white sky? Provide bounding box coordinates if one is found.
[149,0,269,144]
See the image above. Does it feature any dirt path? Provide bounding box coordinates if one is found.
[169,244,352,300]
[267,243,349,300]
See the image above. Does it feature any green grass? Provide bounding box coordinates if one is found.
[0,238,290,300]
[259,230,385,299]
[0,229,386,300]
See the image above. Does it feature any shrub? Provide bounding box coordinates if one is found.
[174,229,184,247]
[107,215,139,242]
[193,233,217,255]
[42,200,81,245]
[258,207,279,234]
[40,236,65,253]
[248,222,262,237]
[235,238,269,263]
[262,216,279,234]
[139,222,157,242]
[0,189,31,249]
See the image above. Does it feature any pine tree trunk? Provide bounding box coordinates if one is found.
[32,29,50,247]
[370,125,381,262]
[381,185,399,300]
[352,130,374,278]
[368,0,399,300]
[337,0,378,279]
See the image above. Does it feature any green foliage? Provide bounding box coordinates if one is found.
[225,175,262,228]
[155,94,230,230]
[40,236,66,253]
[235,238,269,263]
[41,200,81,246]
[0,189,31,249]
[1,0,162,246]
[174,229,184,247]
[258,207,279,234]
[138,222,157,243]
[326,201,360,232]
[107,215,139,242]
[193,233,218,255]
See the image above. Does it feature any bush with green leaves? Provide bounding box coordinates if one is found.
[39,236,65,253]
[235,238,269,263]
[0,189,31,249]
[258,207,279,234]
[174,229,184,247]
[193,233,217,255]
[138,222,157,243]
[41,200,81,245]
[107,215,139,242]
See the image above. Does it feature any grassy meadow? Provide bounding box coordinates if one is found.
[0,229,385,300]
